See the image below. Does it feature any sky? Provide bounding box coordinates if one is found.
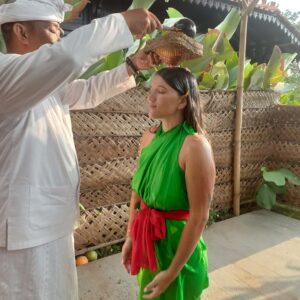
[275,0,300,13]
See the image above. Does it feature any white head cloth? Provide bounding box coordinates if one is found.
[0,0,73,25]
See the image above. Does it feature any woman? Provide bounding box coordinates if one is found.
[121,67,215,300]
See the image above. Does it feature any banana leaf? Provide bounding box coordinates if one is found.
[166,7,183,18]
[211,61,229,90]
[198,72,215,90]
[129,0,157,9]
[243,61,255,90]
[263,45,284,90]
[247,64,266,90]
[180,55,213,74]
[215,8,241,40]
[80,50,124,79]
[213,33,236,63]
[282,52,297,71]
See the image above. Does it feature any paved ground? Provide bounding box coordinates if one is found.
[78,210,300,300]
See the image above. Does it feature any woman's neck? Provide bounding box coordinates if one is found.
[161,115,184,132]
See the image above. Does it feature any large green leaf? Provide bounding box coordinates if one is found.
[80,58,106,79]
[256,183,277,209]
[211,62,229,90]
[247,64,266,90]
[262,166,286,186]
[226,51,239,71]
[215,8,241,40]
[277,168,300,185]
[80,50,124,79]
[104,50,125,70]
[213,33,236,63]
[262,167,300,186]
[166,7,184,18]
[198,72,215,90]
[180,55,213,74]
[202,29,219,56]
[282,53,297,71]
[263,46,284,90]
[243,60,254,90]
[129,0,157,9]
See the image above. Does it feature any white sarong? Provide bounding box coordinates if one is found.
[0,234,78,300]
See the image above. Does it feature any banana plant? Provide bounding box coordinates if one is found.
[263,45,284,90]
[256,167,300,209]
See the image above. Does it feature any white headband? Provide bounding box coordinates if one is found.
[0,0,73,25]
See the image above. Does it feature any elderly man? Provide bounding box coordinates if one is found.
[0,0,161,299]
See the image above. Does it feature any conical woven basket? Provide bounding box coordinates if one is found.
[143,31,203,65]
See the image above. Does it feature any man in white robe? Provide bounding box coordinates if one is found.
[0,0,161,298]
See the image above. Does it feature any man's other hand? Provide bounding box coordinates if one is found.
[121,9,162,39]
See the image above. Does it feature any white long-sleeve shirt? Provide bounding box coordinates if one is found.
[0,14,136,250]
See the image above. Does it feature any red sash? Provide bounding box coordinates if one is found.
[130,201,189,275]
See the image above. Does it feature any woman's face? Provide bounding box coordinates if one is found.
[148,75,185,120]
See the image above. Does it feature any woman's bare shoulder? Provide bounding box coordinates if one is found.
[180,133,214,168]
[184,133,211,151]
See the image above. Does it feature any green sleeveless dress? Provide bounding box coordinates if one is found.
[132,121,209,300]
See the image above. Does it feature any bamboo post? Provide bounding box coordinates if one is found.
[233,0,258,216]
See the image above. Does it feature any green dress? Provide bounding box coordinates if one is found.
[132,121,209,300]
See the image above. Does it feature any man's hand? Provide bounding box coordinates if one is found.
[125,50,161,76]
[132,50,161,70]
[121,9,162,38]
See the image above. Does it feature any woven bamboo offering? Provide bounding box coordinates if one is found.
[143,31,203,65]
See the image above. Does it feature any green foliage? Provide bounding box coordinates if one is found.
[128,0,157,10]
[67,3,296,97]
[215,8,241,40]
[80,50,124,79]
[263,46,284,90]
[207,208,233,226]
[279,60,300,105]
[166,7,183,18]
[256,167,300,210]
[0,32,6,53]
[95,242,123,258]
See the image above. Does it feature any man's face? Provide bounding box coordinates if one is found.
[26,20,62,51]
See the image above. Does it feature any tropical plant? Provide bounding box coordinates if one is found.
[279,60,300,105]
[256,167,300,210]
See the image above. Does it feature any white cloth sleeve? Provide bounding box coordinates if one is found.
[62,63,136,110]
[0,14,133,118]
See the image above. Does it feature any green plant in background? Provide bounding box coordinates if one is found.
[0,32,5,53]
[207,208,233,227]
[279,60,300,105]
[256,167,300,210]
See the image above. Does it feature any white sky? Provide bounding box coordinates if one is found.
[275,0,300,13]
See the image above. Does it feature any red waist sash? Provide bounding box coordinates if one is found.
[130,201,189,275]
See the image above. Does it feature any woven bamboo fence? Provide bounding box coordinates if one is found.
[72,87,300,252]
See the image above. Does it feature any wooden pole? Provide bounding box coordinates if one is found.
[233,0,258,216]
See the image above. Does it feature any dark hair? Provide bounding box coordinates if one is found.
[156,67,205,134]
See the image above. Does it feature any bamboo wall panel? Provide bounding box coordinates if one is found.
[73,87,299,251]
